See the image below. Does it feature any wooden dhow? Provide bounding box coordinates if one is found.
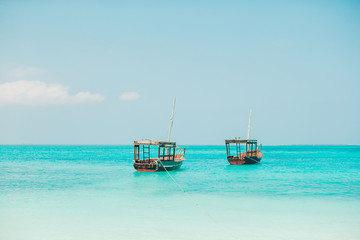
[225,139,263,165]
[133,97,186,172]
[225,109,263,165]
[133,140,185,172]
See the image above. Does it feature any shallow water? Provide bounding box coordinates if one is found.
[0,145,359,239]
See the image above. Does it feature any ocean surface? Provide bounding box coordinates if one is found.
[0,145,359,240]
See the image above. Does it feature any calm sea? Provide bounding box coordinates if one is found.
[0,145,359,240]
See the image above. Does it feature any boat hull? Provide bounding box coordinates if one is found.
[157,160,183,171]
[227,156,262,165]
[134,160,183,172]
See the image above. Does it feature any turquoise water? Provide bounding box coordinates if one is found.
[1,145,359,239]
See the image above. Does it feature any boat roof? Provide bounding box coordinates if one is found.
[225,139,258,144]
[134,139,176,146]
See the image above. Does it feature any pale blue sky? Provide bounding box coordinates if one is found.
[0,0,359,145]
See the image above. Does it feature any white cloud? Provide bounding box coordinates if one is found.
[74,92,105,103]
[119,92,140,101]
[0,80,106,106]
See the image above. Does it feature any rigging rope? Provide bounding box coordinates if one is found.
[157,159,217,223]
[157,158,239,240]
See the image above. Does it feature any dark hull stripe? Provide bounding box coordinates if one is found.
[134,160,183,172]
[228,157,262,165]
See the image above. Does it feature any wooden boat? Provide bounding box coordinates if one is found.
[133,97,186,172]
[133,140,185,172]
[225,139,263,165]
[225,109,263,165]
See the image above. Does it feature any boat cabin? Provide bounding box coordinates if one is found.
[225,139,263,165]
[133,140,185,172]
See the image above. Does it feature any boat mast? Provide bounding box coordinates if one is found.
[168,96,176,142]
[247,108,252,140]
